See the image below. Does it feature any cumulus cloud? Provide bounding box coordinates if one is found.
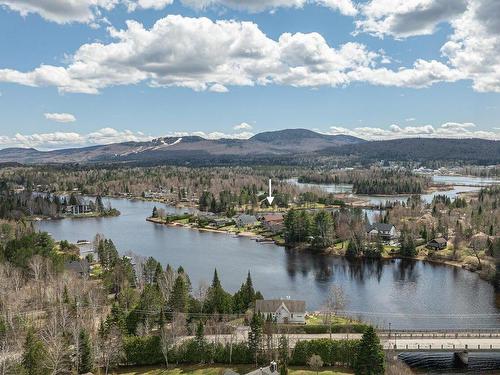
[327,122,500,140]
[0,127,154,149]
[44,112,76,123]
[315,0,357,16]
[209,83,229,93]
[441,0,500,92]
[169,130,254,139]
[124,0,173,11]
[0,0,357,23]
[0,127,257,150]
[353,0,500,92]
[0,15,467,93]
[233,122,253,130]
[0,0,119,24]
[179,0,357,14]
[355,0,468,38]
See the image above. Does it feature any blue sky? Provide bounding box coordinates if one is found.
[0,0,499,149]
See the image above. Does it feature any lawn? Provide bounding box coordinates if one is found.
[306,314,354,326]
[115,365,352,375]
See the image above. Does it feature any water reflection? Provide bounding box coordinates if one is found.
[38,196,500,329]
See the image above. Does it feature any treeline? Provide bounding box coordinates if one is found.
[0,188,116,220]
[199,187,290,214]
[322,138,500,165]
[284,208,367,251]
[298,168,431,195]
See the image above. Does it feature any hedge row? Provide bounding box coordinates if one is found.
[123,336,253,366]
[123,336,362,370]
[290,339,360,368]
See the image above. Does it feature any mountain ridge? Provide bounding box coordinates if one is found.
[0,129,498,165]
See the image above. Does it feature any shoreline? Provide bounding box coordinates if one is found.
[145,216,494,283]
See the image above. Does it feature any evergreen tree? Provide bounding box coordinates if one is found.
[355,327,385,375]
[78,329,93,374]
[233,271,258,313]
[170,275,189,313]
[248,312,264,366]
[95,195,105,212]
[22,328,47,375]
[278,335,289,375]
[204,269,233,314]
[195,320,206,363]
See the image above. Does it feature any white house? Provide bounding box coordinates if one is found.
[365,223,397,241]
[255,299,306,324]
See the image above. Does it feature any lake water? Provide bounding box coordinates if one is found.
[289,175,500,206]
[38,197,500,330]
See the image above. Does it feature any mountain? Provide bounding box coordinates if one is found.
[1,130,497,165]
[0,129,363,164]
[322,138,500,165]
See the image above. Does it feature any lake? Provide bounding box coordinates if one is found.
[37,197,500,330]
[289,175,500,206]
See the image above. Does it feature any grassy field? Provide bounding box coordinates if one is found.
[115,365,353,375]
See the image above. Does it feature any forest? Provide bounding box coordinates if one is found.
[298,168,431,195]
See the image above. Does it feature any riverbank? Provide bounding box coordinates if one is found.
[146,216,280,243]
[146,215,497,284]
[28,209,121,222]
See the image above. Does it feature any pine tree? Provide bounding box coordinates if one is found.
[248,312,263,366]
[195,320,206,363]
[22,328,47,375]
[78,329,93,374]
[355,327,385,375]
[205,269,233,314]
[278,335,289,375]
[170,275,189,312]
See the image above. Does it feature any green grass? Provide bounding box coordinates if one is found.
[306,315,354,326]
[115,365,352,375]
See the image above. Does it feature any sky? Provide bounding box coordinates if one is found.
[0,0,499,149]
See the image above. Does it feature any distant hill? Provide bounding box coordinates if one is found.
[0,131,497,165]
[322,138,500,165]
[0,129,363,164]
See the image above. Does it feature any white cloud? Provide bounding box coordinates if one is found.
[0,14,480,93]
[209,83,229,93]
[179,0,357,14]
[0,127,154,149]
[0,0,118,24]
[124,0,173,11]
[315,0,357,16]
[44,112,76,123]
[441,0,500,92]
[354,0,500,92]
[233,122,253,130]
[327,122,500,140]
[355,0,468,39]
[0,127,257,150]
[164,130,253,139]
[0,0,357,22]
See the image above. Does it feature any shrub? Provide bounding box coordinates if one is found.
[123,335,164,366]
[291,339,360,367]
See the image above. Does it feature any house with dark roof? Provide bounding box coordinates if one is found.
[365,223,397,241]
[427,237,447,250]
[255,299,306,324]
[260,213,285,233]
[64,259,90,277]
[234,214,259,228]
